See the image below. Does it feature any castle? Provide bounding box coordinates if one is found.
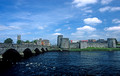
[57,35,118,49]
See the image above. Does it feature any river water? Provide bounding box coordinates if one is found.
[1,51,120,76]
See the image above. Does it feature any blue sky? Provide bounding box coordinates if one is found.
[0,0,120,44]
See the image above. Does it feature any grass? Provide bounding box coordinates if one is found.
[69,47,120,51]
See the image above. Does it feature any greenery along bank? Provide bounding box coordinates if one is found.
[69,47,120,51]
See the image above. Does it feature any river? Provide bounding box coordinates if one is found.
[1,51,120,76]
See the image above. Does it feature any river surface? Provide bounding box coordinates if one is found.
[1,51,120,76]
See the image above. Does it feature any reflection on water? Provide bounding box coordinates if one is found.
[1,51,120,75]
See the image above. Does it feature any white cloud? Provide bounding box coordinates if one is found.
[52,33,62,35]
[99,6,110,12]
[112,19,120,24]
[105,25,120,31]
[89,34,99,37]
[72,0,98,7]
[101,0,113,5]
[0,25,21,31]
[38,25,48,30]
[21,32,31,35]
[71,25,96,37]
[55,28,61,32]
[81,7,93,13]
[111,7,120,11]
[84,17,102,25]
[77,25,96,31]
[99,6,120,12]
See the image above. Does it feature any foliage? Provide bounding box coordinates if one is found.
[25,40,30,43]
[4,38,13,44]
[33,40,37,44]
[17,40,22,44]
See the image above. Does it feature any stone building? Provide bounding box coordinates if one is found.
[17,35,21,41]
[42,40,50,46]
[36,38,42,45]
[107,38,116,48]
[97,39,106,43]
[57,35,63,48]
[57,35,117,49]
[88,39,96,43]
[60,38,69,49]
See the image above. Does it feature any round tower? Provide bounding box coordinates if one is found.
[57,35,63,48]
[107,38,116,48]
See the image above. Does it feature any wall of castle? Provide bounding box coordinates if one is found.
[70,43,79,49]
[107,38,116,48]
[69,42,109,49]
[87,43,108,48]
[80,42,88,49]
[57,35,63,48]
[60,38,69,49]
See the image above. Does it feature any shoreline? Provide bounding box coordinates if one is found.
[49,48,120,51]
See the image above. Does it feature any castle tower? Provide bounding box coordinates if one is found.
[107,38,116,48]
[57,35,63,48]
[60,38,69,49]
[79,41,88,49]
[17,35,21,41]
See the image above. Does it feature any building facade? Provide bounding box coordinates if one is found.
[17,35,21,41]
[57,35,63,48]
[57,35,117,49]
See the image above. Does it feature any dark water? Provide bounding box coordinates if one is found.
[1,51,120,76]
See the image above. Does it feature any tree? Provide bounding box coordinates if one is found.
[17,40,22,44]
[33,40,37,44]
[25,40,30,43]
[4,38,13,44]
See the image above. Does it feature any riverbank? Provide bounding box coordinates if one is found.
[70,47,120,51]
[49,47,120,51]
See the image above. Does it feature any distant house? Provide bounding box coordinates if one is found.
[42,40,50,46]
[81,40,88,42]
[88,39,96,43]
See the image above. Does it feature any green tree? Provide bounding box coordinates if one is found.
[17,40,22,44]
[33,40,37,44]
[4,38,13,44]
[25,40,30,43]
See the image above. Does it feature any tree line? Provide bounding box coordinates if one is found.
[4,38,37,44]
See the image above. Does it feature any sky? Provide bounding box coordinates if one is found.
[0,0,120,44]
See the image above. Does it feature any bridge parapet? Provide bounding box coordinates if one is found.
[0,43,50,60]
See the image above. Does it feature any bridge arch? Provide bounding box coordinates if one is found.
[46,48,48,51]
[2,49,21,62]
[23,48,33,58]
[41,48,45,52]
[34,48,41,55]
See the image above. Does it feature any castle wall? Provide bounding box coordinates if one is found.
[70,43,79,49]
[69,42,108,49]
[87,43,108,48]
[60,38,69,49]
[57,35,63,48]
[107,38,116,48]
[80,42,88,49]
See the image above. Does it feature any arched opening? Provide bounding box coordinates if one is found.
[23,48,33,58]
[46,48,48,51]
[41,48,45,52]
[2,49,21,62]
[34,48,41,55]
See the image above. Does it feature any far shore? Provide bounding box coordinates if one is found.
[49,47,120,51]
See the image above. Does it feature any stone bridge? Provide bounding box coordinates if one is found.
[0,43,50,62]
